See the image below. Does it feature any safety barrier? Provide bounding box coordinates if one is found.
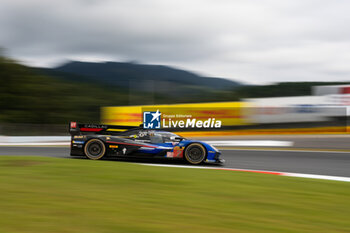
[102,102,250,127]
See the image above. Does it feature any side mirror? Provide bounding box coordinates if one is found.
[170,136,183,141]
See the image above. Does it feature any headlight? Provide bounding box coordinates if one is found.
[211,145,219,152]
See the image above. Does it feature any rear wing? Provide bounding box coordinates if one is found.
[69,122,141,135]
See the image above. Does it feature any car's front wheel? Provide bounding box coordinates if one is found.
[84,139,106,160]
[184,143,206,164]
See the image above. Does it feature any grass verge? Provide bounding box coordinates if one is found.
[0,156,349,233]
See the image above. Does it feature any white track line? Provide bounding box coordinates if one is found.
[0,136,70,143]
[283,173,350,182]
[205,140,293,147]
[140,163,350,182]
[217,148,350,153]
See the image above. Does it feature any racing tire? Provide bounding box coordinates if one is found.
[84,139,106,160]
[184,143,206,164]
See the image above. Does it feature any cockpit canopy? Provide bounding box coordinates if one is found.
[150,131,184,143]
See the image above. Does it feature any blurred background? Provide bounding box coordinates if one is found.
[1,2,350,232]
[0,0,350,136]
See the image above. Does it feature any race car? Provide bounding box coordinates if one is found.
[69,122,224,165]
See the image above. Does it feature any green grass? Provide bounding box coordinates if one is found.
[0,156,349,233]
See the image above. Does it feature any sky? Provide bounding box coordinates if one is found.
[0,0,349,84]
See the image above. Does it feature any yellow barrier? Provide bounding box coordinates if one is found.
[176,126,348,137]
[101,103,349,136]
[101,102,249,126]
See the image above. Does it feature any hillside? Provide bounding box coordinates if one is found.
[41,61,242,95]
[0,57,163,124]
[2,53,350,125]
[0,56,239,124]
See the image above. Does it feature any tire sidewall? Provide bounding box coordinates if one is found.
[84,139,106,160]
[184,143,206,164]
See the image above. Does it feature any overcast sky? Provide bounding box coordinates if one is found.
[1,0,349,84]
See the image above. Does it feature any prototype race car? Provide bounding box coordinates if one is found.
[69,122,224,165]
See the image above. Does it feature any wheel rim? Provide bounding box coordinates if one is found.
[85,139,105,159]
[186,145,205,163]
[88,142,102,157]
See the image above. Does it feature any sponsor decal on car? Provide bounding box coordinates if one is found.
[166,152,174,158]
[72,140,85,144]
[70,122,77,128]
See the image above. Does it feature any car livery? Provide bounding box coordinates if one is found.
[69,122,224,165]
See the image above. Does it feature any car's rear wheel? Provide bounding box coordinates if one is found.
[184,143,206,164]
[84,139,106,160]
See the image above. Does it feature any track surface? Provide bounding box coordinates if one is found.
[0,146,349,177]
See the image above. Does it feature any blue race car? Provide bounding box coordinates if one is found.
[69,122,224,165]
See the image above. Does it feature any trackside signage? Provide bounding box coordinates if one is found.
[101,102,246,127]
[143,109,222,129]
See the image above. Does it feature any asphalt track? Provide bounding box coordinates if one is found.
[0,146,349,177]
